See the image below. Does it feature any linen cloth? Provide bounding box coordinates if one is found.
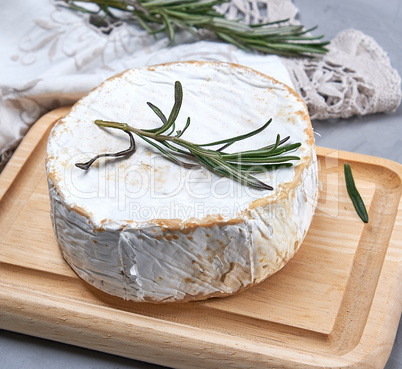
[0,0,400,171]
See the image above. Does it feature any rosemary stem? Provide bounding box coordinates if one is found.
[96,119,195,148]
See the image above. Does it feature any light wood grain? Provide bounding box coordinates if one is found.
[0,108,401,369]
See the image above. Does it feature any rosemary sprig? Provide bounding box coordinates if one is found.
[76,81,301,190]
[59,0,329,57]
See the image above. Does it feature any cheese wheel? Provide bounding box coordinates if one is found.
[46,61,319,303]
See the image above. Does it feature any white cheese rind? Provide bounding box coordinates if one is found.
[46,61,319,303]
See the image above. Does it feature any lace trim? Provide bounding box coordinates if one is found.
[284,30,401,120]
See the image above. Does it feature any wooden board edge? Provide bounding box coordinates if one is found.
[0,107,71,202]
[0,281,356,369]
[1,261,401,369]
[339,260,402,369]
[316,146,402,180]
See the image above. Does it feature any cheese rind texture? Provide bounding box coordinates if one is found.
[46,61,319,303]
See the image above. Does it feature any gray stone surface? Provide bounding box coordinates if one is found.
[1,0,401,368]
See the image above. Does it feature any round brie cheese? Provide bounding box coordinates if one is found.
[46,61,319,303]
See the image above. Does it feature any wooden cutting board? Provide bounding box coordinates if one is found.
[0,107,401,369]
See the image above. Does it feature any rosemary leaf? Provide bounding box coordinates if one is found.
[215,31,248,51]
[249,18,290,27]
[224,155,300,164]
[159,10,175,45]
[175,117,190,137]
[199,118,272,147]
[344,163,369,223]
[230,162,293,173]
[146,102,167,126]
